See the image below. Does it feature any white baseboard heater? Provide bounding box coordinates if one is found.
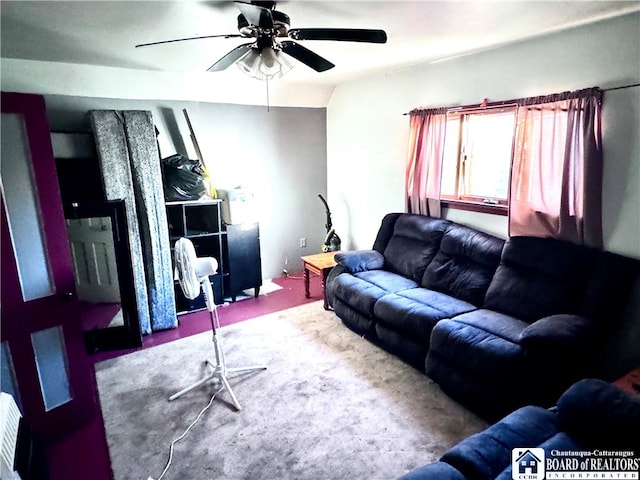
[0,391,22,480]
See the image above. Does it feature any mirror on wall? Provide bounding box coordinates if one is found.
[53,132,141,352]
[64,201,141,352]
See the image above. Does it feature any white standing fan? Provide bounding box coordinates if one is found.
[170,238,266,410]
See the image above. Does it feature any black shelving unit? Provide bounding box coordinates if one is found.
[166,200,227,311]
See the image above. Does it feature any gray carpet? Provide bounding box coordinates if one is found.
[95,302,487,480]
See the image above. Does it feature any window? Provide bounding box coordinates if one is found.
[406,86,601,238]
[440,107,516,213]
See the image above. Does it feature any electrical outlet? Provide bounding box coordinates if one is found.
[299,237,306,248]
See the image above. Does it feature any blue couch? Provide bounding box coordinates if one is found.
[399,379,640,480]
[326,213,639,420]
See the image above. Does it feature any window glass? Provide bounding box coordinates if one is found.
[441,109,516,206]
[441,118,461,197]
[31,327,72,411]
[464,112,514,200]
[0,113,55,301]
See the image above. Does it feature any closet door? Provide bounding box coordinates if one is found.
[1,92,96,440]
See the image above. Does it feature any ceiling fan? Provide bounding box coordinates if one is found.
[136,1,387,78]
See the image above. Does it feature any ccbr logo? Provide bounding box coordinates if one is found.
[512,448,545,480]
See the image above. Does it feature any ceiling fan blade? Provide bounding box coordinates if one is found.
[288,28,387,44]
[234,1,274,29]
[135,34,243,48]
[279,41,334,72]
[207,43,255,72]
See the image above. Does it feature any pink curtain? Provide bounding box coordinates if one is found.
[406,109,447,217]
[509,88,603,247]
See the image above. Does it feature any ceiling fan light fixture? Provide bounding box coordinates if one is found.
[236,46,293,81]
[261,45,277,68]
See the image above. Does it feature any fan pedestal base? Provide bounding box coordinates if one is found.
[168,327,267,410]
[169,359,267,410]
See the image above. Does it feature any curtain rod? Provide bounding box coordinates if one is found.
[402,82,639,116]
[603,82,640,92]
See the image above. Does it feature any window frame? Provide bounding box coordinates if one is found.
[440,105,517,216]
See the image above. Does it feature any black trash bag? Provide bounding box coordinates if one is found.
[161,154,207,201]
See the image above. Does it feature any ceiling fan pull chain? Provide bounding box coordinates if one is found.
[266,77,270,112]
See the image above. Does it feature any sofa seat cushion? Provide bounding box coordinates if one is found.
[422,224,504,306]
[429,310,527,378]
[441,405,559,480]
[382,215,449,282]
[354,270,419,292]
[451,309,529,344]
[333,270,417,317]
[333,274,389,317]
[373,289,476,343]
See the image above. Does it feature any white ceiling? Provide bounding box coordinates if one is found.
[1,1,639,104]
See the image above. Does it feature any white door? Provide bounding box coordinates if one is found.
[66,216,121,303]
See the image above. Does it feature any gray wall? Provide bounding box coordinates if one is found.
[44,94,328,280]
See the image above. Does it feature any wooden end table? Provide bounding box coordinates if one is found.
[614,367,640,396]
[301,251,340,310]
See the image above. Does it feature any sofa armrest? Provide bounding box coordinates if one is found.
[556,378,640,450]
[325,264,348,309]
[518,314,596,348]
[334,250,384,274]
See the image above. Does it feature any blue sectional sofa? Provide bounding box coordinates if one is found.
[326,213,639,420]
[399,379,640,480]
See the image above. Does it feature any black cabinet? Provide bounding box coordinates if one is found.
[166,200,226,310]
[225,223,262,301]
[166,201,262,312]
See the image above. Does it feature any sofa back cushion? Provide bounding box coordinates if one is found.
[557,379,640,451]
[382,215,449,283]
[581,251,640,328]
[483,236,596,322]
[372,213,403,253]
[422,224,505,306]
